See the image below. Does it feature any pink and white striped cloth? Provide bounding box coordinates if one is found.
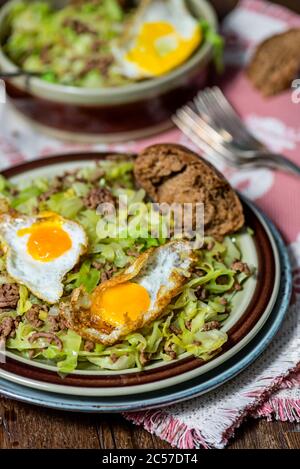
[0,0,299,449]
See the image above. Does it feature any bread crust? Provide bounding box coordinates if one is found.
[134,143,245,239]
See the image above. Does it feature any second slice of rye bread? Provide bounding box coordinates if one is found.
[247,28,300,97]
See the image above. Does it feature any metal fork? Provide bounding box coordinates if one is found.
[173,87,300,176]
[194,86,264,152]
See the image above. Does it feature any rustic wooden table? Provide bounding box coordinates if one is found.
[0,0,300,450]
[0,400,299,448]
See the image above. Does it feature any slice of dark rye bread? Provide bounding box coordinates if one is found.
[134,144,245,240]
[247,28,300,97]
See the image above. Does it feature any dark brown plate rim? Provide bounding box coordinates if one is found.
[0,152,275,388]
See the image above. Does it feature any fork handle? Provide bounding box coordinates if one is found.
[256,153,300,176]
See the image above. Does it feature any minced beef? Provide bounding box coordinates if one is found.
[83,187,116,210]
[231,260,251,275]
[0,284,19,310]
[48,314,68,333]
[84,340,95,352]
[0,316,14,338]
[26,304,47,328]
[0,315,21,341]
[202,321,221,331]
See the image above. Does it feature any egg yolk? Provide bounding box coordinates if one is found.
[91,282,151,327]
[126,21,202,76]
[18,221,72,262]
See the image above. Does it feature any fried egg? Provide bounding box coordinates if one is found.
[0,212,88,304]
[114,0,202,79]
[61,240,195,345]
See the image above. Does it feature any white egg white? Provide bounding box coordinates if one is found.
[113,0,201,79]
[134,240,193,321]
[0,214,88,304]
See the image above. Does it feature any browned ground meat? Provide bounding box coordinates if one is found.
[84,340,95,352]
[202,321,221,331]
[126,248,140,257]
[99,265,117,283]
[231,260,251,275]
[205,240,215,251]
[233,282,242,291]
[37,174,67,202]
[0,284,20,310]
[134,144,245,240]
[63,18,96,35]
[219,297,228,306]
[26,304,47,328]
[38,166,107,203]
[101,272,109,283]
[139,351,150,366]
[83,187,116,210]
[91,261,103,270]
[47,315,59,332]
[48,314,68,332]
[38,187,60,203]
[8,316,21,339]
[0,316,14,338]
[81,56,114,77]
[0,315,21,342]
[164,342,177,359]
[110,353,118,363]
[169,324,181,335]
[195,286,208,300]
[28,332,63,351]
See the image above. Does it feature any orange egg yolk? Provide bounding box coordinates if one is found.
[18,221,72,262]
[126,21,202,76]
[91,282,151,327]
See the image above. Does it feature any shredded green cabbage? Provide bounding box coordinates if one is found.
[57,330,82,374]
[17,286,32,315]
[0,160,252,374]
[46,191,84,219]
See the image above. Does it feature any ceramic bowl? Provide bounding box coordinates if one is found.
[0,0,217,142]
